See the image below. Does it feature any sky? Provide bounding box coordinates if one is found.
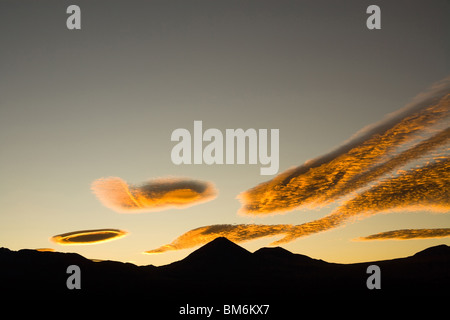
[0,0,449,266]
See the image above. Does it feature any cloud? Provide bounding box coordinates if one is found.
[273,158,450,244]
[144,78,450,254]
[146,158,449,253]
[356,228,450,241]
[91,177,217,213]
[325,127,450,201]
[238,77,450,215]
[144,224,293,254]
[51,229,128,245]
[331,158,450,216]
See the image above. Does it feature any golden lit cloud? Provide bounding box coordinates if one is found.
[51,228,128,245]
[144,224,293,254]
[238,79,450,215]
[35,248,55,252]
[356,228,450,241]
[340,159,449,212]
[144,78,450,255]
[91,177,217,213]
[147,159,449,253]
[274,159,450,244]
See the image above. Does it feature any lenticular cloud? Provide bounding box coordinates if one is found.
[51,229,128,245]
[238,77,450,215]
[91,176,217,213]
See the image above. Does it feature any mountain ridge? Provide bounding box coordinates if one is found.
[0,239,448,300]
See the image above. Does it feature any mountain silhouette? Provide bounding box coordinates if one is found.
[254,246,294,258]
[413,244,450,258]
[176,236,252,265]
[0,239,449,302]
[253,246,324,265]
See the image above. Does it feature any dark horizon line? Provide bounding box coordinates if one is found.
[3,236,449,268]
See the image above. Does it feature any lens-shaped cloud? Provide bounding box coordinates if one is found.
[144,224,293,254]
[51,229,128,245]
[91,177,217,213]
[238,78,450,215]
[356,228,450,241]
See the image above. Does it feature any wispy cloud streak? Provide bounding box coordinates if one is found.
[274,158,450,244]
[238,78,450,215]
[145,224,293,253]
[357,228,450,240]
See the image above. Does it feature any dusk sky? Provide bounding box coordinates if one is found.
[0,0,448,266]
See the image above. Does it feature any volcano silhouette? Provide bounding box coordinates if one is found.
[178,236,253,264]
[0,238,449,301]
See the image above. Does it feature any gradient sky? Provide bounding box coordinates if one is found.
[0,0,449,266]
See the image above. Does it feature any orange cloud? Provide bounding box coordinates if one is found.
[51,228,128,245]
[147,159,449,253]
[238,79,450,215]
[356,228,450,241]
[91,177,217,213]
[144,224,293,254]
[273,158,450,245]
[334,158,450,217]
[144,79,450,255]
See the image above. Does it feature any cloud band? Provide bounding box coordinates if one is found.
[238,78,450,215]
[356,228,450,240]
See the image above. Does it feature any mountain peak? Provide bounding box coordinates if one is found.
[184,237,251,260]
[254,246,293,257]
[207,236,238,246]
[253,246,324,267]
[413,244,450,258]
[170,237,252,270]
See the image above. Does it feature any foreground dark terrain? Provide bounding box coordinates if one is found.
[0,237,448,302]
